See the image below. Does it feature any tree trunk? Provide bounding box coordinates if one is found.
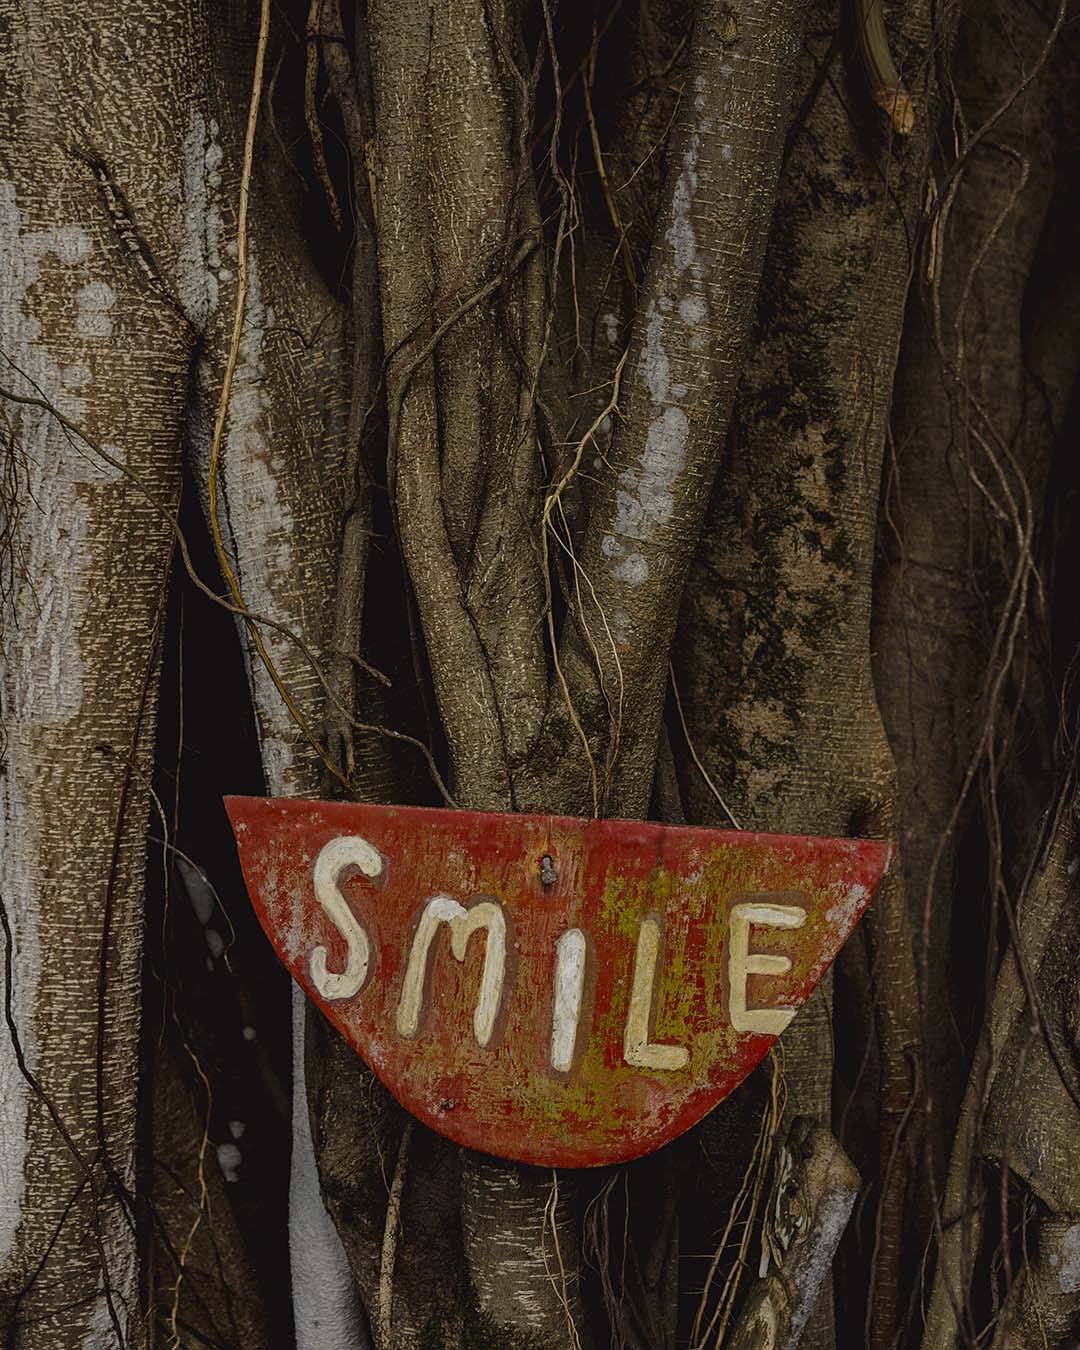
[674,1,935,1341]
[0,0,198,1339]
[3,1,1080,1347]
[180,3,367,1342]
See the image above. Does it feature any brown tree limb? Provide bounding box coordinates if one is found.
[727,1119,861,1350]
[671,2,937,1341]
[520,0,808,822]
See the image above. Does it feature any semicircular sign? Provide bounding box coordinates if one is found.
[225,796,892,1168]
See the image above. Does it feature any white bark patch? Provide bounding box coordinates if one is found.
[177,113,225,327]
[61,362,92,389]
[613,552,649,586]
[217,1141,242,1183]
[184,235,297,765]
[603,124,707,601]
[785,1184,857,1349]
[0,179,121,1269]
[75,280,116,339]
[1055,1223,1080,1294]
[641,299,672,403]
[666,129,702,276]
[260,732,294,799]
[216,264,296,745]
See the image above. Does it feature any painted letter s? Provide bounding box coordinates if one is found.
[310,835,381,1000]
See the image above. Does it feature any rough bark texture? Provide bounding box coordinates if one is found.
[921,778,1079,1348]
[147,1042,272,1347]
[519,0,807,822]
[870,3,1080,1343]
[362,0,806,1340]
[0,0,197,1340]
[181,3,364,1343]
[995,1214,1080,1349]
[672,2,934,1342]
[369,0,550,816]
[365,2,578,1337]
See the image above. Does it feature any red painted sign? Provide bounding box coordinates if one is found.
[225,797,891,1167]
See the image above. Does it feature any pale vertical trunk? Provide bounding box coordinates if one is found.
[0,0,200,1340]
[179,4,364,1343]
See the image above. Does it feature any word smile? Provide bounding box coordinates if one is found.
[309,833,808,1076]
[228,796,888,1165]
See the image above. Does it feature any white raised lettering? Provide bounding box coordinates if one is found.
[396,896,507,1047]
[728,901,806,1035]
[624,915,689,1070]
[551,929,587,1073]
[310,835,380,1000]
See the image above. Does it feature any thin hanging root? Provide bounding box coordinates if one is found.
[854,0,915,135]
[540,350,628,818]
[581,1173,625,1333]
[711,1049,786,1345]
[377,1119,412,1350]
[669,664,741,830]
[543,1169,584,1350]
[554,497,628,792]
[205,0,352,793]
[584,27,636,291]
[690,1047,785,1348]
[168,1046,213,1350]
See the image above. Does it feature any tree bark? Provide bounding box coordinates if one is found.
[673,1,935,1342]
[181,3,365,1343]
[727,1119,860,1350]
[6,1,1077,1346]
[0,0,200,1339]
[362,0,806,1340]
[875,0,1072,1192]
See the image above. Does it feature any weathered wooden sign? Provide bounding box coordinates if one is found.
[225,797,891,1167]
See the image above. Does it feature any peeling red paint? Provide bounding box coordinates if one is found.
[225,796,892,1167]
